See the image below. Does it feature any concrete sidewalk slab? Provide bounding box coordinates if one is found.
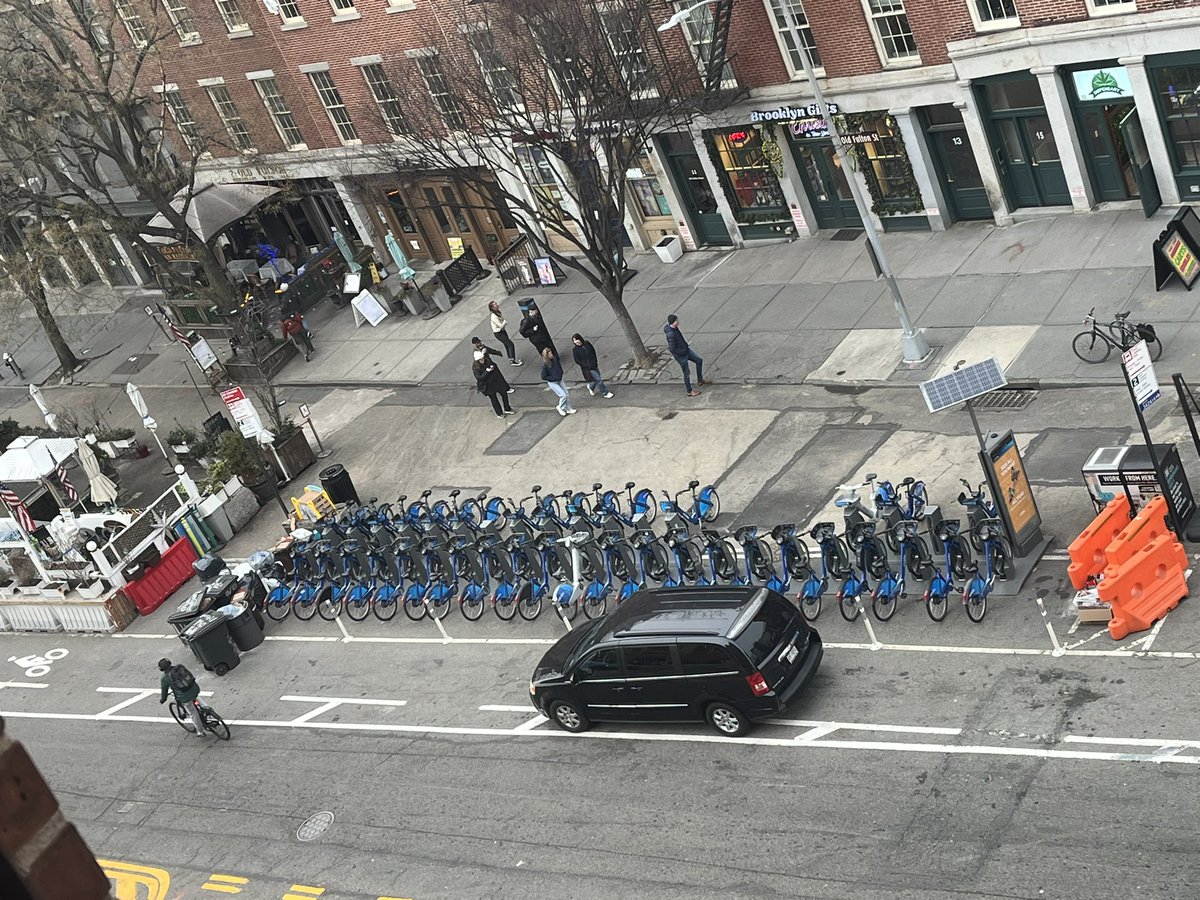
[390,338,465,382]
[1008,324,1095,382]
[1084,208,1171,270]
[1016,212,1116,274]
[933,325,1038,378]
[710,330,790,381]
[801,281,886,330]
[793,238,872,283]
[809,329,904,382]
[670,285,738,333]
[749,283,830,332]
[699,242,811,287]
[704,284,787,333]
[921,274,1012,327]
[1046,267,1146,326]
[959,218,1054,275]
[897,224,991,278]
[979,271,1075,326]
[855,278,942,329]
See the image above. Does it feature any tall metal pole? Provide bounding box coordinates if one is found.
[773,4,931,362]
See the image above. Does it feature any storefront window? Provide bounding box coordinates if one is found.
[842,113,924,214]
[515,145,568,222]
[708,129,786,217]
[985,78,1044,111]
[385,189,418,233]
[624,143,672,218]
[1155,64,1200,169]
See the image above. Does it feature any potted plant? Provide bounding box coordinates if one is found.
[206,430,274,505]
[269,417,317,483]
[167,425,198,456]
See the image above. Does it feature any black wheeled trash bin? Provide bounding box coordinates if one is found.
[168,591,209,635]
[319,464,359,505]
[180,610,241,676]
[193,553,227,583]
[221,601,264,652]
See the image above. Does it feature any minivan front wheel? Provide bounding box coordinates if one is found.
[550,700,590,733]
[706,702,749,737]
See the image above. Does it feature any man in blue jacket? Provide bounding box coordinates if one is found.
[664,314,706,397]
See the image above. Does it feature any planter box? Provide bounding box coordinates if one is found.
[272,429,317,483]
[653,235,684,263]
[224,483,260,530]
[76,581,107,600]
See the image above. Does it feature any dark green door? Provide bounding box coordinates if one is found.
[665,151,732,246]
[792,142,862,229]
[1079,102,1137,202]
[996,114,1070,208]
[1118,107,1162,217]
[928,128,992,220]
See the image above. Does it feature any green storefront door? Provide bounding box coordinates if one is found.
[995,114,1070,208]
[928,128,992,221]
[664,150,732,246]
[1118,108,1161,217]
[1079,102,1139,202]
[791,141,862,229]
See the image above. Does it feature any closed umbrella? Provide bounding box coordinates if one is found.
[331,227,362,274]
[125,382,169,463]
[28,385,58,432]
[77,440,117,505]
[385,232,416,280]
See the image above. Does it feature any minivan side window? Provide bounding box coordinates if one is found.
[622,644,677,678]
[678,642,739,675]
[576,648,622,680]
[732,595,799,666]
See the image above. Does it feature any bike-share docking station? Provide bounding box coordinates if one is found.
[921,358,1050,596]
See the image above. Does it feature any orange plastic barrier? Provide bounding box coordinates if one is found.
[1104,496,1171,572]
[1098,534,1189,640]
[1067,495,1131,589]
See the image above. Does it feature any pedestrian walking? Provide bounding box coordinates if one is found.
[571,334,614,399]
[540,348,575,416]
[281,312,314,361]
[474,350,515,419]
[471,336,505,360]
[488,301,523,366]
[520,305,556,357]
[664,314,707,397]
[3,353,23,380]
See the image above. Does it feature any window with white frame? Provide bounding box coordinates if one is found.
[250,75,306,149]
[213,0,248,32]
[329,0,355,14]
[464,26,523,112]
[161,89,205,155]
[539,38,587,104]
[970,0,1018,26]
[414,52,466,131]
[161,0,200,42]
[864,0,918,63]
[275,0,304,22]
[599,6,657,98]
[514,145,567,222]
[763,0,820,74]
[360,63,407,136]
[112,0,149,46]
[307,70,359,144]
[674,0,737,90]
[1086,0,1136,14]
[205,84,254,152]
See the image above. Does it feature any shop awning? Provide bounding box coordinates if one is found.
[141,183,281,245]
[0,436,78,483]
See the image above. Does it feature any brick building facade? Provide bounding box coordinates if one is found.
[136,0,1200,260]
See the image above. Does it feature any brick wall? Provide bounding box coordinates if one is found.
[0,717,111,900]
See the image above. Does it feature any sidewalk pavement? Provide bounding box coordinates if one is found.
[37,207,1193,397]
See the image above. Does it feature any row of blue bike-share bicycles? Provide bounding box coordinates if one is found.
[261,473,1012,626]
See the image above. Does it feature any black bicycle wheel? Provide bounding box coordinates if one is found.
[168,701,187,729]
[713,540,738,581]
[344,587,373,621]
[1147,337,1163,362]
[518,583,543,621]
[872,591,898,622]
[926,590,949,622]
[318,588,343,621]
[749,539,774,581]
[698,487,721,523]
[1072,330,1110,364]
[494,586,518,621]
[782,542,809,580]
[202,707,231,741]
[460,587,486,621]
[265,589,292,621]
[829,539,853,579]
[403,588,428,621]
[428,587,453,621]
[556,587,579,622]
[294,587,321,621]
[644,544,669,583]
[680,542,703,581]
[965,590,988,623]
[838,592,861,622]
[799,592,821,622]
[373,587,399,621]
[609,551,630,582]
[583,590,607,619]
[950,539,973,579]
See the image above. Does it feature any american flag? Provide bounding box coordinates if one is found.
[0,483,34,533]
[56,466,78,503]
[157,304,191,346]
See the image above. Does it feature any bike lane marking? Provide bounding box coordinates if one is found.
[0,680,47,689]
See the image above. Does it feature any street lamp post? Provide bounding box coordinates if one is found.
[660,2,931,363]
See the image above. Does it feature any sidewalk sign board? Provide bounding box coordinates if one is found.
[298,403,311,422]
[1153,206,1200,291]
[1121,339,1161,412]
[979,430,1044,556]
[350,289,389,327]
[220,386,264,439]
[190,338,219,371]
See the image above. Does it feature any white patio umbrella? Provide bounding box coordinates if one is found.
[125,382,169,463]
[140,183,282,245]
[77,440,118,505]
[28,385,58,432]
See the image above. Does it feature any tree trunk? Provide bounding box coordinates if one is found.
[603,278,652,369]
[26,280,82,375]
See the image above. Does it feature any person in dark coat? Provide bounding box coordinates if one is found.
[519,306,556,356]
[473,350,515,419]
[540,348,574,416]
[664,313,706,397]
[571,334,613,399]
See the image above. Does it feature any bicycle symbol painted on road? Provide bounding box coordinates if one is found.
[9,648,68,678]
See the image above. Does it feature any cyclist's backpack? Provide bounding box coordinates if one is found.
[169,664,196,694]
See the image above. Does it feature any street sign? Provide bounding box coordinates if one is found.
[920,358,1007,413]
[1121,340,1161,412]
[298,403,310,422]
[220,386,264,438]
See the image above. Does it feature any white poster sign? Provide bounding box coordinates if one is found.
[350,290,390,327]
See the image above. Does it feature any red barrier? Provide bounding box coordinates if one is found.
[1067,495,1131,590]
[122,538,198,615]
[1098,534,1189,641]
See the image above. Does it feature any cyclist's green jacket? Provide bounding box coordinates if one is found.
[160,671,200,704]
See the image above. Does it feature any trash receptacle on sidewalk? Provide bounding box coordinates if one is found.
[179,610,240,676]
[221,601,264,652]
[319,464,359,505]
[194,553,227,583]
[167,591,210,635]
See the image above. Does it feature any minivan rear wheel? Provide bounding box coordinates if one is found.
[706,702,749,737]
[550,700,590,733]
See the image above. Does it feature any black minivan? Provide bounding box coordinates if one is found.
[529,587,822,737]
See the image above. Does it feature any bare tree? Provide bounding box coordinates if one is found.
[365,0,737,367]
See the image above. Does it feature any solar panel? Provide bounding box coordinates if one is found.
[920,358,1008,413]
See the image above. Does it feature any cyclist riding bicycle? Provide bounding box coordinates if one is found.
[158,658,205,735]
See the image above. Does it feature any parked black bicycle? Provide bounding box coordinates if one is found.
[1072,307,1161,364]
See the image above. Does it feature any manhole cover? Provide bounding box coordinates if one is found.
[296,811,334,841]
[972,389,1038,411]
[830,228,864,242]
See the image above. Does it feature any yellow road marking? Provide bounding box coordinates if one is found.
[207,875,250,884]
[377,896,415,900]
[99,859,171,900]
[201,884,241,894]
[284,887,326,899]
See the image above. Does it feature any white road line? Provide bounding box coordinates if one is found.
[1140,615,1168,653]
[1062,735,1200,749]
[280,695,408,706]
[0,681,48,689]
[512,715,548,733]
[1063,629,1110,651]
[430,615,451,643]
[479,704,533,712]
[335,616,352,642]
[794,724,838,743]
[766,718,962,736]
[97,687,214,696]
[96,690,156,718]
[289,700,341,724]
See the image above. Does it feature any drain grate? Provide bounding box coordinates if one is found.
[296,811,334,842]
[830,229,865,242]
[972,389,1037,411]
